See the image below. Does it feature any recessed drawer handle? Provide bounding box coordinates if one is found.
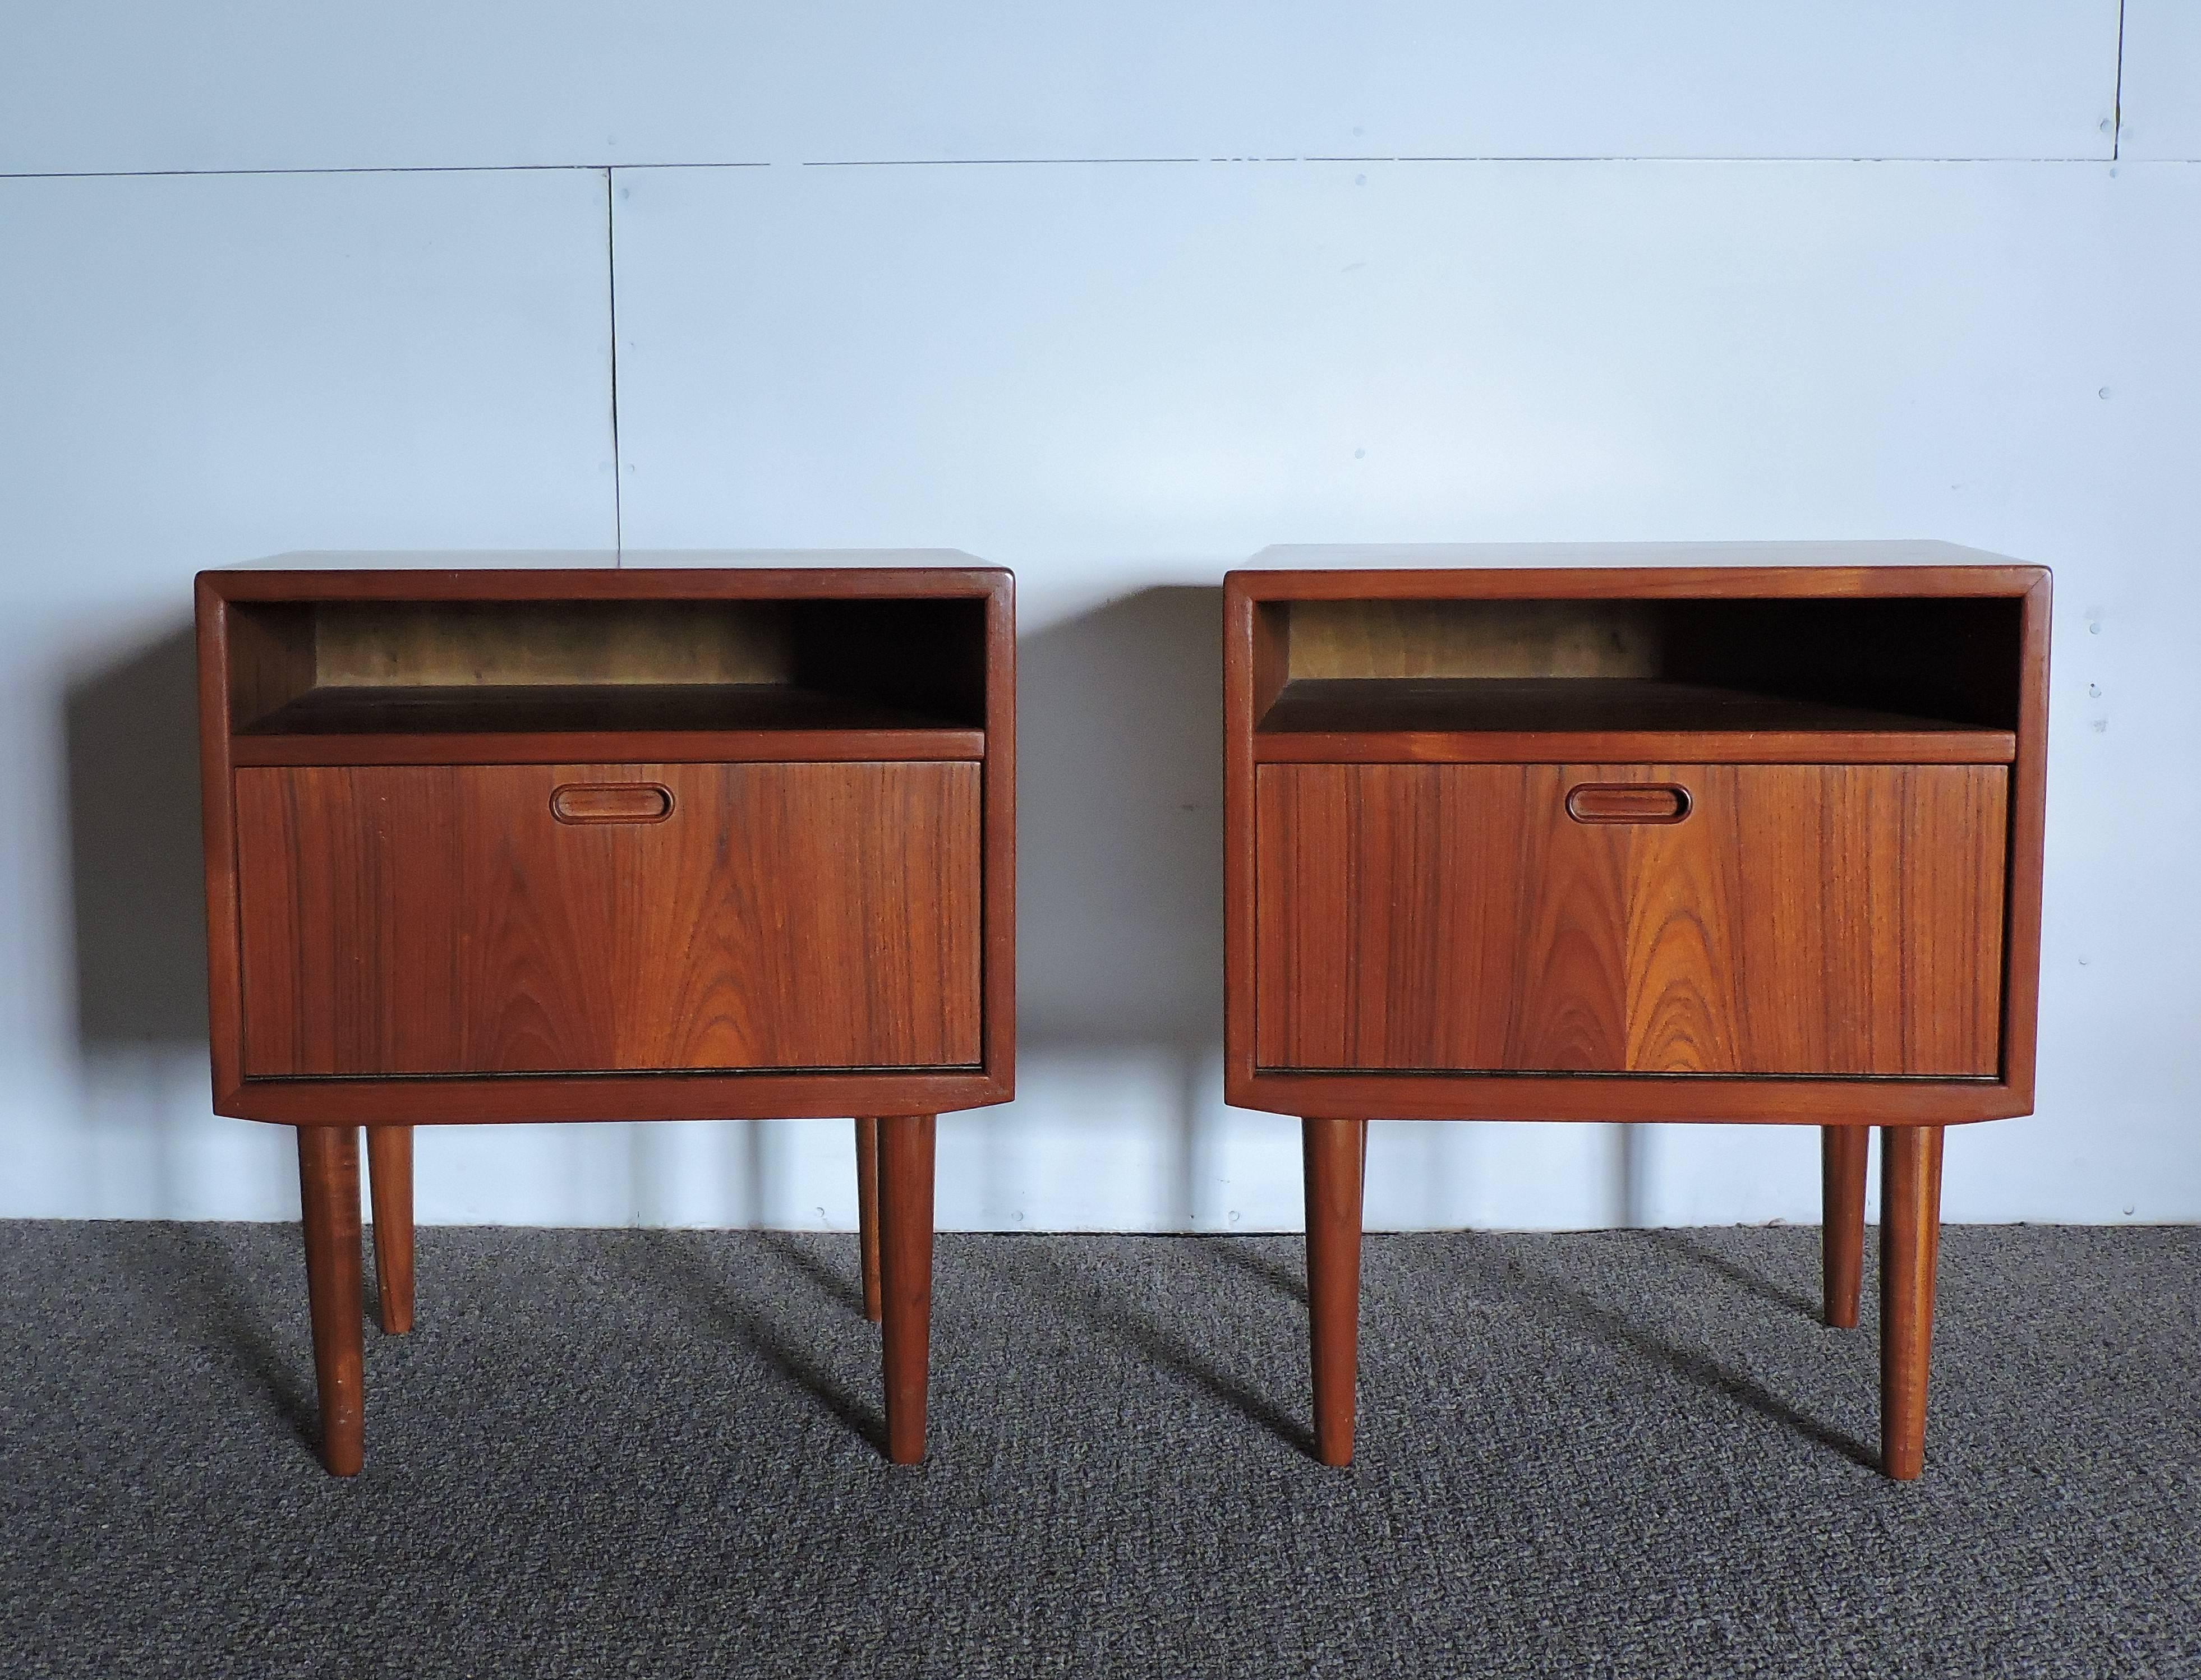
[550,783,674,824]
[1566,783,1691,824]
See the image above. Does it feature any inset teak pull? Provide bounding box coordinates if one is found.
[549,782,675,824]
[1565,782,1691,824]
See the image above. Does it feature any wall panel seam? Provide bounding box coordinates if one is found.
[1,155,2140,183]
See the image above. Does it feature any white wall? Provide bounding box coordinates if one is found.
[2,4,2194,1231]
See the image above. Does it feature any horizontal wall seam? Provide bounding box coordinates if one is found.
[11,154,2191,183]
[0,161,765,181]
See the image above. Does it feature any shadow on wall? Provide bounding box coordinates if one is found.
[1019,583,1224,1045]
[1014,583,1225,1222]
[65,621,208,1053]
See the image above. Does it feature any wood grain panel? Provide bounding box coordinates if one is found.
[1254,763,2006,1077]
[1508,767,1633,1070]
[236,761,981,1076]
[311,600,792,687]
[1284,599,1661,681]
[224,602,317,730]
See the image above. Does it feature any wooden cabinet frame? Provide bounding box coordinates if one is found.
[1223,550,2050,1478]
[197,563,1015,1473]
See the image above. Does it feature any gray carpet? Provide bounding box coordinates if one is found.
[2,1222,2197,1678]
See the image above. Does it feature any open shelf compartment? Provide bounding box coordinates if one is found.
[1253,595,2022,763]
[225,595,990,763]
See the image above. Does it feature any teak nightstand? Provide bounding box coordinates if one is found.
[196,562,1015,1473]
[1223,545,2048,1479]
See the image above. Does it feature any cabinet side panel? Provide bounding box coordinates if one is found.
[225,604,317,728]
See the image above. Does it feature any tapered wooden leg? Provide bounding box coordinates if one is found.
[1304,1116,1367,1467]
[877,1114,936,1464]
[1821,1125,1868,1330]
[855,1116,883,1323]
[365,1125,415,1335]
[1880,1125,1945,1481]
[297,1125,366,1476]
